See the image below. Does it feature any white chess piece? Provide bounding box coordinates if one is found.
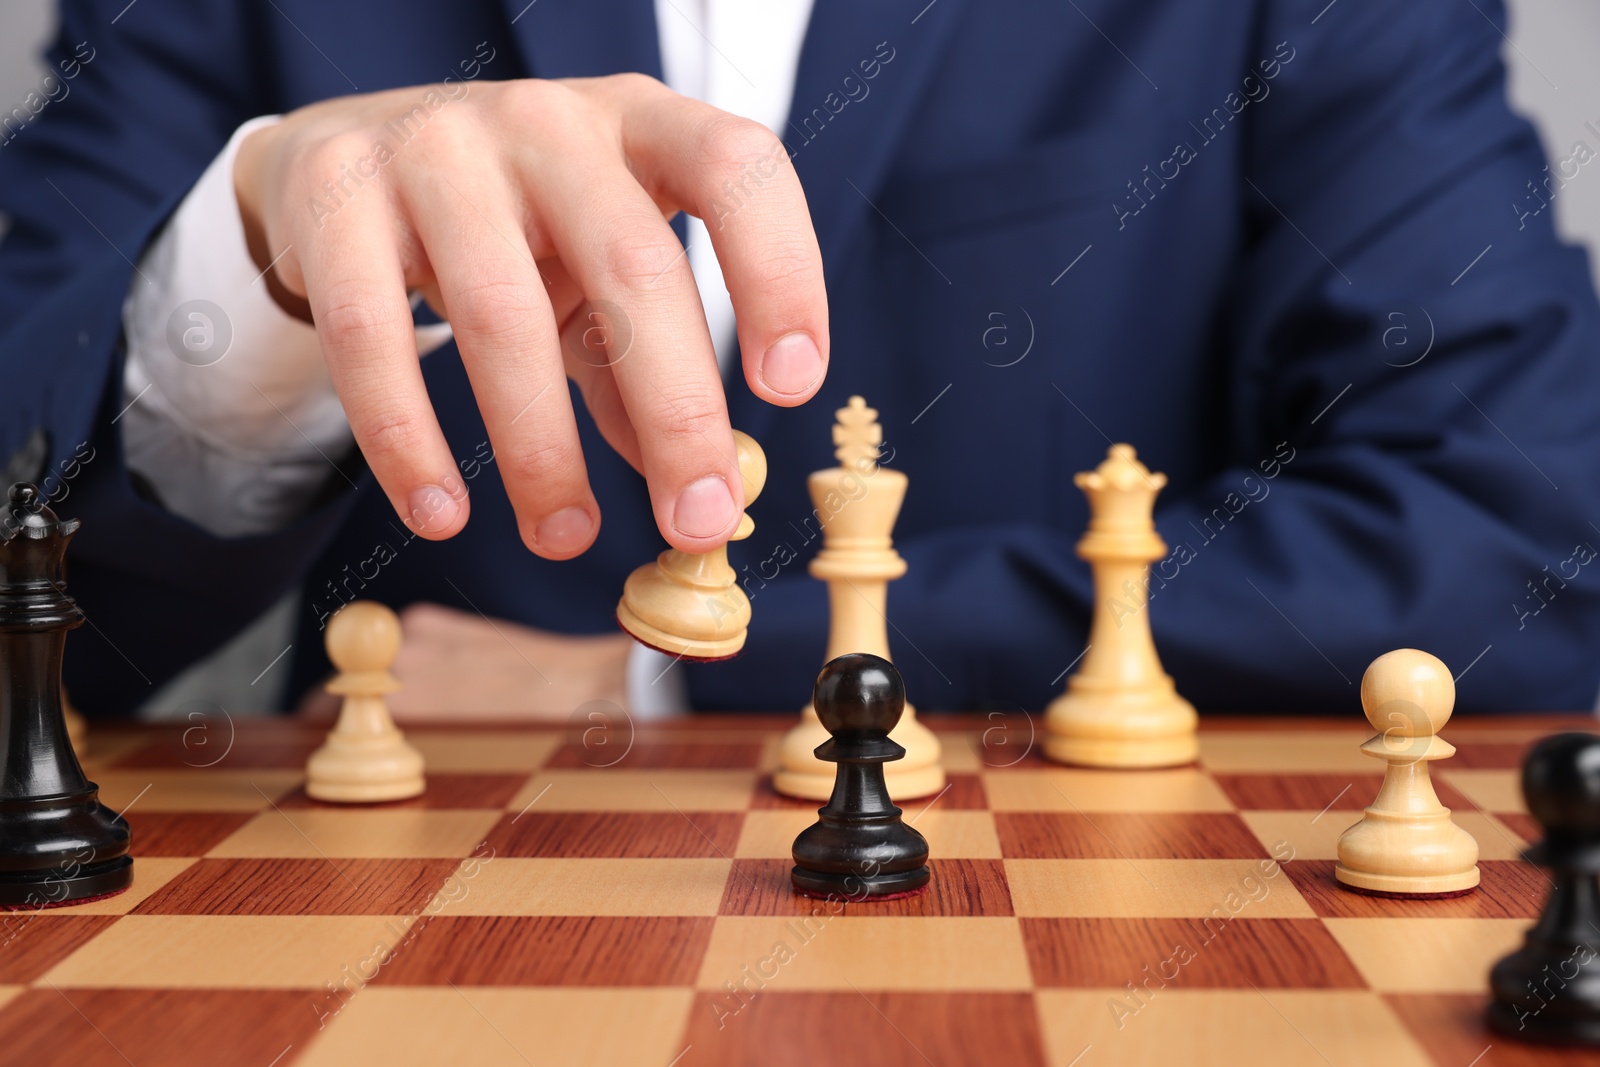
[305,601,425,803]
[1044,444,1197,768]
[1335,648,1479,895]
[774,398,944,801]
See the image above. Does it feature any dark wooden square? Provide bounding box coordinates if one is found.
[125,812,255,857]
[544,741,765,770]
[996,812,1269,859]
[0,988,324,1067]
[1021,917,1367,989]
[719,859,1012,917]
[1213,773,1472,812]
[133,858,461,915]
[0,915,120,983]
[483,811,743,858]
[678,992,1050,1067]
[1385,993,1600,1066]
[372,915,715,985]
[1281,859,1546,919]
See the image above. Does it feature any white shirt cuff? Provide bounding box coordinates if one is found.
[625,643,691,719]
[119,114,453,537]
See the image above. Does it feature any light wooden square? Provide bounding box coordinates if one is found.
[208,808,501,858]
[1240,810,1529,862]
[1324,917,1531,992]
[734,810,1001,859]
[1199,730,1375,773]
[408,731,561,772]
[1006,859,1313,918]
[938,730,983,772]
[696,916,1032,991]
[297,987,695,1067]
[92,771,302,812]
[44,914,410,987]
[50,857,197,915]
[427,858,731,916]
[0,987,23,1012]
[983,769,1234,812]
[1440,770,1526,814]
[1036,989,1433,1066]
[507,771,757,812]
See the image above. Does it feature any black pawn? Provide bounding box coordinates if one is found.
[0,484,131,907]
[1488,732,1600,1044]
[791,653,930,899]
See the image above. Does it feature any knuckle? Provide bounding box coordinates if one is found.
[447,278,546,341]
[317,289,408,353]
[499,78,580,123]
[755,242,819,289]
[649,395,726,448]
[605,71,662,96]
[600,229,684,288]
[697,115,783,173]
[500,433,584,488]
[353,405,429,462]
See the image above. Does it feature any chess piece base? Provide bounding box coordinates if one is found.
[1335,808,1480,895]
[1043,732,1199,769]
[0,793,133,906]
[306,736,425,803]
[1333,861,1480,895]
[1489,939,1600,1046]
[1044,684,1198,768]
[1487,1001,1600,1047]
[615,605,745,662]
[0,856,132,907]
[790,865,930,899]
[775,707,945,801]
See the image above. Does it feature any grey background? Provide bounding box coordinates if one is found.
[2,1,1599,717]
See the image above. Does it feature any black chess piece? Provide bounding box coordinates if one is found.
[791,653,930,899]
[0,484,131,906]
[1488,732,1600,1044]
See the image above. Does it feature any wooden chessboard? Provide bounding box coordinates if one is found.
[0,713,1590,1067]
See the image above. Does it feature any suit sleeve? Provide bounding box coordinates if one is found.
[0,0,364,716]
[687,0,1600,715]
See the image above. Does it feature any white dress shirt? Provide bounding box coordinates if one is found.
[119,0,816,714]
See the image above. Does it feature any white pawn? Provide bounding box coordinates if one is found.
[305,601,425,803]
[1335,648,1479,895]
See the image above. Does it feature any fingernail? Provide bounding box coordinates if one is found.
[673,475,737,539]
[760,332,823,397]
[407,484,464,534]
[534,506,595,554]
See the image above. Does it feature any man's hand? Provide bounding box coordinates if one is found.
[234,74,827,557]
[299,602,633,721]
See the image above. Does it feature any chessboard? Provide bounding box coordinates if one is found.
[0,713,1585,1067]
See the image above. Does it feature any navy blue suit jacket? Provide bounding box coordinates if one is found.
[4,0,1599,715]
